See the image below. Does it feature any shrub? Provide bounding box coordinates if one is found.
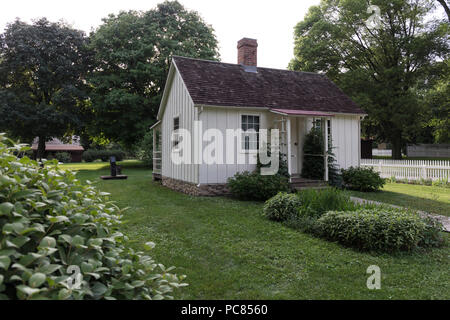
[341,166,385,191]
[263,192,301,221]
[0,134,186,300]
[82,149,125,163]
[297,188,356,219]
[227,171,289,201]
[317,208,442,251]
[135,130,154,167]
[419,216,445,248]
[54,152,72,163]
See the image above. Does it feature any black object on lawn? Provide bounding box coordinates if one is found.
[100,156,128,180]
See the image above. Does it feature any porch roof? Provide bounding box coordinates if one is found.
[270,108,334,117]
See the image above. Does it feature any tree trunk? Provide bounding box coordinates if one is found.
[391,137,403,160]
[37,136,46,160]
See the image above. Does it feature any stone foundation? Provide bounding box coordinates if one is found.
[161,176,230,196]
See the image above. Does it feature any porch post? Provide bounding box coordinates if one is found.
[324,117,329,182]
[286,117,292,177]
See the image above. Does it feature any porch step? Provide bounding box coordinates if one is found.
[289,176,329,190]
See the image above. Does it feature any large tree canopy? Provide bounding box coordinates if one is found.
[88,0,219,147]
[289,0,449,158]
[0,18,91,158]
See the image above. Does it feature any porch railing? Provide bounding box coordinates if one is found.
[153,151,162,174]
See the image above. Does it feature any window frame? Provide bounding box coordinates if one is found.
[172,115,181,151]
[238,112,261,154]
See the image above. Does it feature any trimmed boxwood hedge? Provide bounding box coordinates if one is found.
[317,208,443,252]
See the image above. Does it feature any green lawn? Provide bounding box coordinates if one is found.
[62,162,449,299]
[348,183,450,217]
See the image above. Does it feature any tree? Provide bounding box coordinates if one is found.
[289,0,449,158]
[0,18,91,158]
[88,0,219,148]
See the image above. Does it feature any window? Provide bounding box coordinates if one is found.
[313,118,322,130]
[173,116,180,148]
[241,115,260,152]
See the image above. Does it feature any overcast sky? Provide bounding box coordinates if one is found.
[0,0,321,69]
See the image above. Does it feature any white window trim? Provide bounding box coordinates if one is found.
[238,112,261,154]
[172,115,181,153]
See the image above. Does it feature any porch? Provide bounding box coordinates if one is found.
[150,120,162,181]
[270,108,333,184]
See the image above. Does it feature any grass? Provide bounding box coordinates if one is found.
[348,183,450,217]
[63,162,449,299]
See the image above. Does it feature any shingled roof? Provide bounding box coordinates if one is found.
[173,56,364,115]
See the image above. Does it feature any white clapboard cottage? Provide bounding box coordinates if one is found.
[151,38,365,195]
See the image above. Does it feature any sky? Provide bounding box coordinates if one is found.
[0,0,321,69]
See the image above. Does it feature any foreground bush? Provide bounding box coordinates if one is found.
[0,134,186,300]
[341,166,385,192]
[227,171,289,201]
[318,208,443,252]
[263,192,301,221]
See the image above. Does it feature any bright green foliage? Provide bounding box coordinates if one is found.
[297,188,357,219]
[341,166,385,192]
[88,1,219,146]
[227,171,290,201]
[263,192,301,221]
[0,18,91,158]
[0,134,186,300]
[318,208,444,252]
[289,0,449,158]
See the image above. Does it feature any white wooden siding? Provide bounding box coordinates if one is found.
[331,115,360,170]
[198,107,270,184]
[161,69,198,183]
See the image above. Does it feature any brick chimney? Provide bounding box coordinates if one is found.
[237,38,258,66]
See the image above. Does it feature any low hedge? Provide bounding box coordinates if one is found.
[317,208,443,252]
[263,192,301,221]
[82,149,125,162]
[0,134,186,299]
[341,166,385,192]
[227,171,290,201]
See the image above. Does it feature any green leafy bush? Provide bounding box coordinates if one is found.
[227,171,289,201]
[341,166,385,191]
[135,129,154,167]
[82,149,125,163]
[0,134,186,300]
[54,152,72,163]
[317,208,443,251]
[297,188,356,219]
[263,192,301,221]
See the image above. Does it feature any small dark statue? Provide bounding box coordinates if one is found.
[100,156,128,180]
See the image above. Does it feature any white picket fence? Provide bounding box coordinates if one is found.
[360,159,450,182]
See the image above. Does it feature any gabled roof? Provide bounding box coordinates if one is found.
[31,137,84,151]
[172,56,365,115]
